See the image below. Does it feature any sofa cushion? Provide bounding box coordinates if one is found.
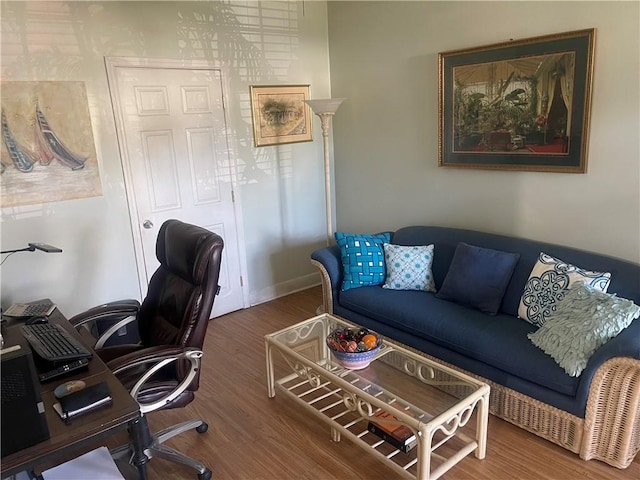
[529,282,640,377]
[518,252,611,327]
[382,243,436,292]
[339,286,578,396]
[389,226,640,319]
[435,243,520,315]
[335,231,391,291]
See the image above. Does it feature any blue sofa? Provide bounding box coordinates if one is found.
[311,226,640,468]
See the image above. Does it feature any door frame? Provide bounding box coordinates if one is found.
[104,56,249,309]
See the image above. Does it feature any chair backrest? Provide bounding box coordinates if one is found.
[138,219,224,351]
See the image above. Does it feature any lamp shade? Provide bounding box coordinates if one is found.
[304,98,345,115]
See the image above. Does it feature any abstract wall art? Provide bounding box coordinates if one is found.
[0,81,102,207]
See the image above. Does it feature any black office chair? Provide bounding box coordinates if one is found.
[69,219,224,480]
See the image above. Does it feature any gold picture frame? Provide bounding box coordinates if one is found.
[439,29,595,173]
[250,84,312,147]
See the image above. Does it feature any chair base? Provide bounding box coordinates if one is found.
[111,416,212,480]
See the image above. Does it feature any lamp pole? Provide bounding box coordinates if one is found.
[304,98,345,245]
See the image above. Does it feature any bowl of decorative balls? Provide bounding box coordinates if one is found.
[326,327,383,370]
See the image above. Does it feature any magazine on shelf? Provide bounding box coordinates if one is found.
[367,409,417,453]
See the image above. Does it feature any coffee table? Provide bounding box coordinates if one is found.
[265,314,490,480]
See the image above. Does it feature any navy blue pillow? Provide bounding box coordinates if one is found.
[436,242,520,315]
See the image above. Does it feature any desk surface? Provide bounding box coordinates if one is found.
[1,308,141,477]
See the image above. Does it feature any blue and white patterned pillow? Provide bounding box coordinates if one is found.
[382,243,436,292]
[518,252,611,327]
[335,231,391,291]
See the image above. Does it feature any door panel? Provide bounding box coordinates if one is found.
[109,63,245,317]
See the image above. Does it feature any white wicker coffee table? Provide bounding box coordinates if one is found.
[265,314,490,480]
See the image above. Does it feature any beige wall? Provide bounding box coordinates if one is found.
[1,1,332,313]
[328,1,640,263]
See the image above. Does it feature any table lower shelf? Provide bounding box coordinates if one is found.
[271,358,486,480]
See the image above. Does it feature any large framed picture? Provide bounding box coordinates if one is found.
[439,29,595,173]
[250,84,312,147]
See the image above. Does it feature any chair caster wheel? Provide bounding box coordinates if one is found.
[196,422,208,434]
[198,468,212,480]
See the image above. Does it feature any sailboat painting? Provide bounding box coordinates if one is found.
[0,81,102,207]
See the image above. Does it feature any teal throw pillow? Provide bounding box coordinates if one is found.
[518,252,611,327]
[436,242,520,315]
[382,243,436,292]
[528,282,640,377]
[335,231,391,291]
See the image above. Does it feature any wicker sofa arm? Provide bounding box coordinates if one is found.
[574,320,640,415]
[581,356,640,468]
[311,245,342,314]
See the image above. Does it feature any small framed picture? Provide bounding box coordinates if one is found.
[439,29,595,173]
[250,84,313,147]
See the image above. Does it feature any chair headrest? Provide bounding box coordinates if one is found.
[156,219,224,285]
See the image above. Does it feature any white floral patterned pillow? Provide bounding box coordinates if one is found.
[518,252,611,327]
[382,243,436,292]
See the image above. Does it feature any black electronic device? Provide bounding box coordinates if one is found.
[25,316,49,325]
[4,300,56,318]
[21,323,92,363]
[38,358,90,383]
[53,381,112,420]
[1,343,50,457]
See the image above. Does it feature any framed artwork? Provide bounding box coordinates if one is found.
[1,81,102,207]
[250,84,312,147]
[438,29,595,173]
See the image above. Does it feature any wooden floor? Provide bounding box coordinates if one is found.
[109,286,638,479]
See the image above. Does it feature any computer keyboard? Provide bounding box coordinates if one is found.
[4,300,56,318]
[21,323,93,362]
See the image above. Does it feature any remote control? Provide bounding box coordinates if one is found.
[39,358,90,383]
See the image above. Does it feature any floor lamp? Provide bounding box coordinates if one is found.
[304,98,345,246]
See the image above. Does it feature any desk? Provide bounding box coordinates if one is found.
[1,307,148,479]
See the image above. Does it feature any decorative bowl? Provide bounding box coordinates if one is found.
[326,327,382,370]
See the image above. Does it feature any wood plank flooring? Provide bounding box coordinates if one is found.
[112,286,638,479]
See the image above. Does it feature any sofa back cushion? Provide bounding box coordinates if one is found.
[392,226,640,317]
[435,242,520,315]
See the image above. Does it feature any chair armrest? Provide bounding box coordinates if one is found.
[68,300,140,327]
[311,245,342,313]
[68,300,140,349]
[108,346,202,414]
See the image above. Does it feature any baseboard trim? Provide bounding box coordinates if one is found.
[249,273,320,306]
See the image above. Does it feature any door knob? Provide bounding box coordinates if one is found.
[143,220,153,229]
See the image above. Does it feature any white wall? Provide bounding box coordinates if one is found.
[1,1,331,314]
[328,1,640,263]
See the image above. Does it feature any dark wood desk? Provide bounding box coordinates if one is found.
[1,308,148,479]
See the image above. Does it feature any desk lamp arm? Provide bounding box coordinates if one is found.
[0,246,36,254]
[1,243,62,254]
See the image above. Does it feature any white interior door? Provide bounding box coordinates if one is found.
[106,59,246,317]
